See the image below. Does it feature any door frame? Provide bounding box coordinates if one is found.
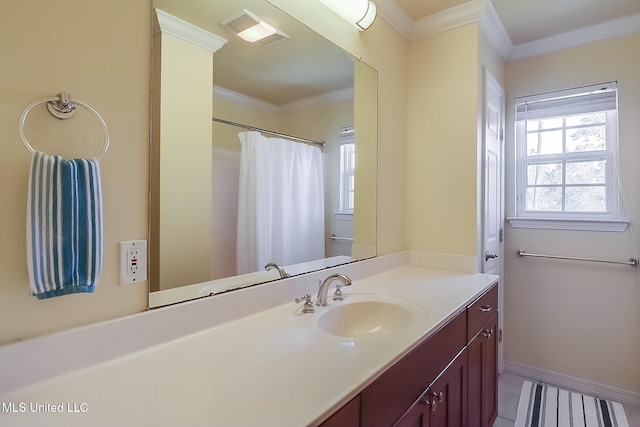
[480,69,505,374]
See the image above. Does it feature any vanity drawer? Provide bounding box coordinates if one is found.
[467,282,498,341]
[360,311,466,427]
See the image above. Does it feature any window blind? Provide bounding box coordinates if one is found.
[515,81,617,121]
[340,126,354,145]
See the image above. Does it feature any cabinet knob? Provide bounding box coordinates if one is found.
[425,398,437,412]
[424,391,443,412]
[482,328,494,339]
[478,305,492,312]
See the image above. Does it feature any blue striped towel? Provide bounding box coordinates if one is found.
[27,151,103,299]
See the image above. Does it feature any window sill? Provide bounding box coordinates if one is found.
[507,217,629,232]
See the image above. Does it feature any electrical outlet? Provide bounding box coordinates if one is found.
[119,240,147,285]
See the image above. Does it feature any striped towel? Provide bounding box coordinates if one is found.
[26,151,103,299]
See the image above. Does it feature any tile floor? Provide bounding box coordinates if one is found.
[493,372,640,426]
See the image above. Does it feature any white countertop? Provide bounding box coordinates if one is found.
[0,264,497,427]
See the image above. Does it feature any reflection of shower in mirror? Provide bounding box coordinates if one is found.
[149,0,378,308]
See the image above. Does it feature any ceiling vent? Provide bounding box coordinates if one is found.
[221,9,289,47]
[252,30,289,47]
[221,9,260,34]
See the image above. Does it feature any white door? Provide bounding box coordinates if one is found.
[483,70,505,372]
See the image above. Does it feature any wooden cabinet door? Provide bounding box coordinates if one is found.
[467,314,498,427]
[394,348,467,427]
[319,396,360,427]
[467,327,484,427]
[361,313,466,427]
[394,391,431,427]
[428,349,467,427]
[481,314,498,427]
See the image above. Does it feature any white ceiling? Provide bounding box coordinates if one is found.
[490,0,640,45]
[382,0,640,47]
[156,0,640,106]
[155,0,355,107]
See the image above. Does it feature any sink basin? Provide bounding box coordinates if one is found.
[317,294,426,339]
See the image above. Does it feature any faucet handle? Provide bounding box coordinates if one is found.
[333,284,345,301]
[295,294,316,314]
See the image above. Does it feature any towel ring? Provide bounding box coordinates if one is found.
[19,93,110,160]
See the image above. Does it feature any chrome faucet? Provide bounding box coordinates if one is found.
[265,262,289,278]
[316,273,352,306]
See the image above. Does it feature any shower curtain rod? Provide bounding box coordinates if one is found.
[213,117,326,148]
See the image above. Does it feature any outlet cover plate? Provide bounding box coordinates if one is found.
[119,240,147,285]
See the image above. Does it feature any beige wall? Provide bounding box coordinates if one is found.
[155,34,213,291]
[503,33,640,393]
[280,101,353,143]
[352,60,379,258]
[0,0,151,345]
[212,97,280,151]
[406,24,480,257]
[0,0,408,344]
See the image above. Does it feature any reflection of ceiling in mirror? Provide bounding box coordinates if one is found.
[153,0,355,106]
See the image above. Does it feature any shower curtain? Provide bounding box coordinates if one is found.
[236,131,325,274]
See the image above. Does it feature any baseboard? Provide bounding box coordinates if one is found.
[504,360,640,407]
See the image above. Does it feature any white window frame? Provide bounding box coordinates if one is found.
[509,82,628,232]
[338,126,355,214]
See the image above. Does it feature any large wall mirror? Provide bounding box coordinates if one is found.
[149,0,378,308]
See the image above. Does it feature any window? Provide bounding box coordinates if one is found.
[512,82,626,230]
[338,126,355,213]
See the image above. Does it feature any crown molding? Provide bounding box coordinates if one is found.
[410,0,486,40]
[478,0,512,60]
[375,0,415,40]
[213,86,354,116]
[376,0,488,41]
[507,12,640,61]
[155,8,227,53]
[375,1,640,62]
[213,86,279,115]
[279,87,354,114]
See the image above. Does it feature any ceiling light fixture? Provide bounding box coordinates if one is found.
[317,0,377,31]
[237,21,276,43]
[221,9,289,46]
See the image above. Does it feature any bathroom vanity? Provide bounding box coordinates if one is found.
[0,255,498,427]
[321,282,498,427]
